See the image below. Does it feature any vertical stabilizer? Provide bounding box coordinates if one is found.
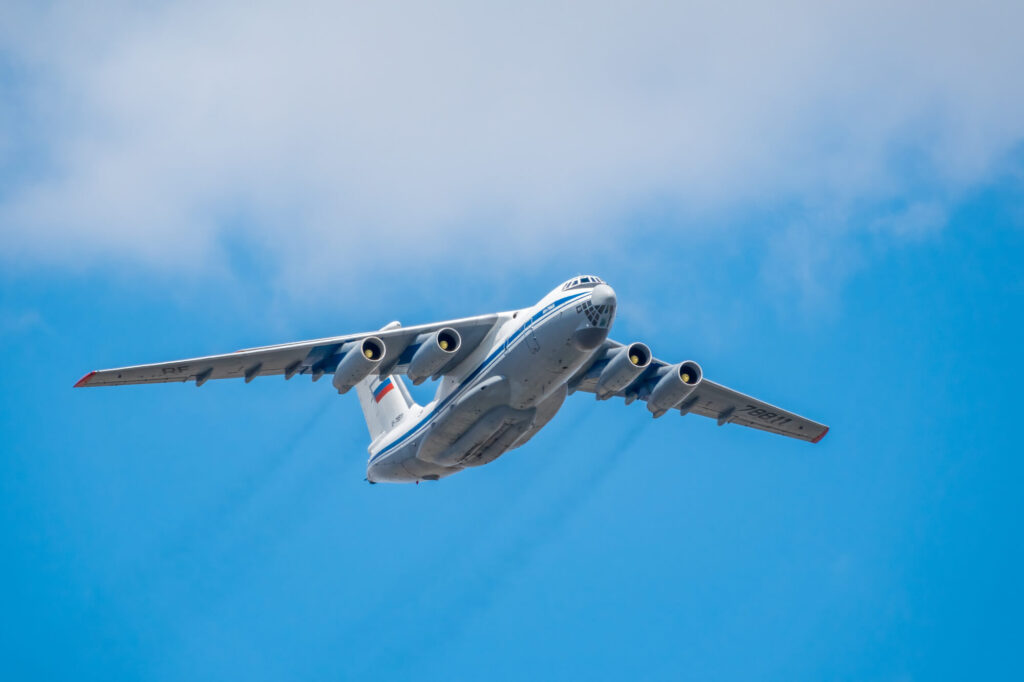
[355,373,417,442]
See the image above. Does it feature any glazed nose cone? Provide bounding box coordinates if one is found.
[590,283,616,308]
[572,283,616,351]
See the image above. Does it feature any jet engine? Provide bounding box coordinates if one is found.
[647,360,702,417]
[595,343,651,399]
[407,328,462,385]
[332,336,386,394]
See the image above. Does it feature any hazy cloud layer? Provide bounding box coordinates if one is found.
[1,1,1022,292]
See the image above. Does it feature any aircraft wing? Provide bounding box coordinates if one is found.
[568,340,829,443]
[74,313,502,388]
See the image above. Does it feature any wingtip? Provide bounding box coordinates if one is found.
[811,426,829,444]
[74,370,97,388]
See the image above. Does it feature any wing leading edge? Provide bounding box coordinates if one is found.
[568,340,829,443]
[74,314,501,388]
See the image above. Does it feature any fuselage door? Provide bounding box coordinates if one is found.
[526,326,540,354]
[507,310,541,354]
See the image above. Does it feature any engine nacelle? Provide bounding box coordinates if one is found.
[407,328,461,385]
[647,360,702,417]
[332,336,386,394]
[595,342,651,399]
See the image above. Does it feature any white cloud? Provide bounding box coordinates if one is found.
[1,0,1022,295]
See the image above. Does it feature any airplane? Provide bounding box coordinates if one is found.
[75,276,828,483]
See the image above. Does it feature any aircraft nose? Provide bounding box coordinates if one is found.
[590,283,616,308]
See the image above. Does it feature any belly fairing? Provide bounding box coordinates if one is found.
[509,383,567,450]
[426,405,536,468]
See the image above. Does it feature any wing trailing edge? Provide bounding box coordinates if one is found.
[570,341,829,444]
[74,313,502,389]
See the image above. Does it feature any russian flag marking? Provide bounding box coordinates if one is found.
[373,378,394,403]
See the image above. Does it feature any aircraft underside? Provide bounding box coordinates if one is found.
[365,297,593,483]
[75,276,828,485]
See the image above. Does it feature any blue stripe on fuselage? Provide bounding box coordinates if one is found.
[368,292,587,463]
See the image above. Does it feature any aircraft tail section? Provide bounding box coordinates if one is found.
[355,373,418,442]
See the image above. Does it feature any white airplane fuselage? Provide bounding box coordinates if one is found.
[366,281,617,483]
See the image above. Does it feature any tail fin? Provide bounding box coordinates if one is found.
[355,373,418,442]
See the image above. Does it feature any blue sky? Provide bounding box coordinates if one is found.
[3,2,1024,680]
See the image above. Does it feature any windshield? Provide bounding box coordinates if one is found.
[561,275,604,291]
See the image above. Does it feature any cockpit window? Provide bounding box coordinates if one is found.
[561,275,603,291]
